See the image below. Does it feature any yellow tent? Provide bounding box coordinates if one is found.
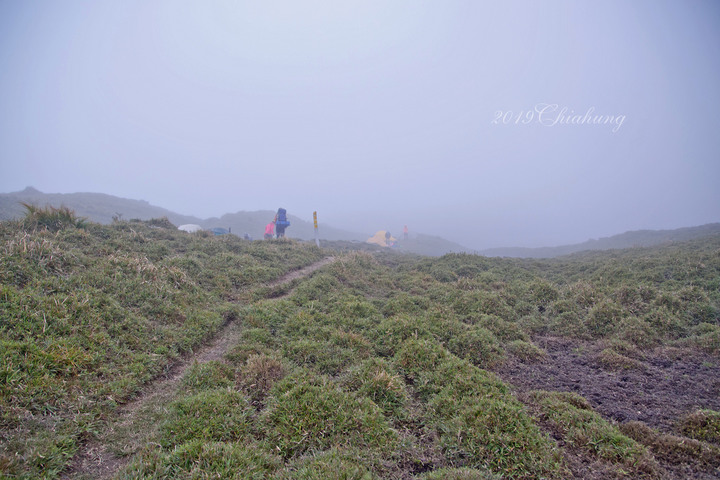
[367,230,396,247]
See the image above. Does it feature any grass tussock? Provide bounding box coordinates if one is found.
[507,339,548,363]
[620,420,720,469]
[594,348,647,371]
[676,409,720,445]
[261,372,399,460]
[21,203,87,231]
[159,388,255,448]
[529,390,660,477]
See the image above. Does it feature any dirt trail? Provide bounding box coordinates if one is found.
[62,256,335,480]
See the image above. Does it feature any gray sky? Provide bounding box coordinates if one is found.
[1,1,719,250]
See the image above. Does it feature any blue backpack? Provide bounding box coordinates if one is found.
[276,208,290,227]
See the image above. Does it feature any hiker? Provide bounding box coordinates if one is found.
[275,208,290,238]
[264,221,275,240]
[385,230,392,246]
[403,225,408,240]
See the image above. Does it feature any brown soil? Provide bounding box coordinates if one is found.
[61,257,335,480]
[494,336,720,479]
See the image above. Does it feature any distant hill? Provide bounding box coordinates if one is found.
[480,223,720,258]
[0,187,470,256]
[0,187,202,226]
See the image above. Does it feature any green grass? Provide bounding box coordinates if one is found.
[620,420,720,470]
[676,409,720,445]
[117,440,283,480]
[529,390,659,476]
[0,215,324,478]
[261,372,399,459]
[2,214,719,479]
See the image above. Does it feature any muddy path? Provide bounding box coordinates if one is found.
[494,336,720,432]
[494,336,720,479]
[62,256,335,480]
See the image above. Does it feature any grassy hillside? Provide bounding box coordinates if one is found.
[0,188,472,256]
[0,187,201,227]
[1,209,719,479]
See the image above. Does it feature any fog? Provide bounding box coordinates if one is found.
[1,1,719,250]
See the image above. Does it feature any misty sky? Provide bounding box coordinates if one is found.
[1,1,719,250]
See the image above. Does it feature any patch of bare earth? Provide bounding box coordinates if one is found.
[61,257,335,480]
[494,336,720,479]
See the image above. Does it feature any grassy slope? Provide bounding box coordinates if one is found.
[0,189,471,256]
[1,212,719,479]
[0,187,202,227]
[0,215,324,478]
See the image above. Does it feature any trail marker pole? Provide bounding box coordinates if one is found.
[313,211,320,247]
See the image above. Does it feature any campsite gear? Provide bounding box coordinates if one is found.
[276,208,290,227]
[367,230,396,247]
[178,224,203,233]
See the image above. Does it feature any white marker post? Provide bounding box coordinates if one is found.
[313,211,320,247]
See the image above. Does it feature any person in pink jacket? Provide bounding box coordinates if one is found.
[264,221,275,240]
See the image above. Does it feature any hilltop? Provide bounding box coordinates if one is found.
[0,187,202,226]
[0,187,469,256]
